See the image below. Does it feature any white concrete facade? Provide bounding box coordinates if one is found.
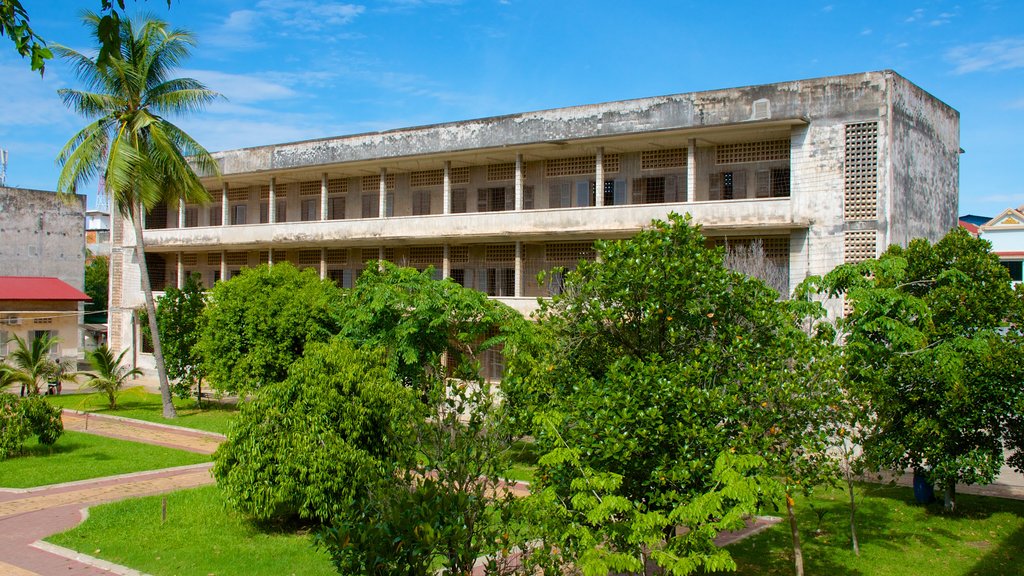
[109,70,960,369]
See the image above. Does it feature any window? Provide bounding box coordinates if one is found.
[451,188,467,214]
[1002,261,1023,282]
[301,198,318,221]
[277,200,288,223]
[362,194,378,218]
[231,204,247,225]
[631,176,677,204]
[327,269,355,288]
[413,190,432,215]
[209,205,222,226]
[477,187,511,212]
[451,268,466,287]
[329,196,346,220]
[708,171,746,201]
[524,185,535,210]
[756,168,791,198]
[602,179,627,206]
[184,207,198,227]
[260,202,269,223]
[548,182,572,209]
[213,270,221,283]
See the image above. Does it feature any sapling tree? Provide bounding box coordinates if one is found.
[156,273,207,401]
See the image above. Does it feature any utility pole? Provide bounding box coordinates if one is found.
[0,148,7,187]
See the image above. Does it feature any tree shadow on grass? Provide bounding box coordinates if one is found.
[964,524,1024,576]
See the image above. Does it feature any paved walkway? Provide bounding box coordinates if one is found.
[61,411,224,455]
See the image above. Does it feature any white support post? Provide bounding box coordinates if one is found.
[595,147,605,207]
[176,252,184,289]
[515,153,524,211]
[220,250,227,281]
[379,168,388,219]
[443,244,451,279]
[320,173,328,221]
[687,138,697,203]
[443,161,451,215]
[178,199,185,228]
[268,177,277,223]
[514,241,523,297]
[320,247,327,280]
[221,183,229,227]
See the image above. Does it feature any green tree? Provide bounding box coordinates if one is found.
[55,12,220,419]
[81,345,142,408]
[3,333,73,396]
[812,227,1024,511]
[506,213,803,574]
[84,255,109,324]
[0,393,63,459]
[213,339,419,523]
[198,263,345,394]
[156,273,207,401]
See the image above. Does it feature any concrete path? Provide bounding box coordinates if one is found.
[0,412,222,575]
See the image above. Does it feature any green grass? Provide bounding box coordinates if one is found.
[501,439,538,483]
[48,485,334,576]
[0,431,208,488]
[728,483,1024,576]
[46,388,237,434]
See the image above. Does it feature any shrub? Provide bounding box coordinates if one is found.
[0,393,63,458]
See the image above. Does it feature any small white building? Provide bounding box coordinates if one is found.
[978,208,1024,283]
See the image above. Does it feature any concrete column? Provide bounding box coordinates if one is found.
[514,153,524,211]
[320,173,328,221]
[221,183,229,227]
[268,177,277,223]
[443,244,451,279]
[378,167,388,219]
[176,252,184,289]
[219,250,227,281]
[178,199,185,228]
[514,241,523,297]
[595,147,604,207]
[687,138,697,203]
[443,161,451,215]
[378,246,385,271]
[268,249,273,267]
[320,247,327,280]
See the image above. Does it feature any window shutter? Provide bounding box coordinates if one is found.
[524,185,534,209]
[277,200,288,222]
[361,195,374,218]
[756,170,770,198]
[548,186,561,209]
[665,176,677,202]
[575,181,590,207]
[733,170,748,199]
[614,179,626,205]
[476,268,488,292]
[632,179,643,204]
[477,189,489,212]
[504,187,514,211]
[708,173,721,201]
[386,193,395,217]
[452,188,467,213]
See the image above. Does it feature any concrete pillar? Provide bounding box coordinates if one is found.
[268,249,273,267]
[515,153,524,211]
[378,246,385,271]
[178,199,185,228]
[268,177,277,223]
[379,167,388,219]
[514,241,523,297]
[320,247,327,280]
[687,139,697,203]
[595,147,605,207]
[443,161,451,215]
[176,252,184,289]
[221,183,229,227]
[220,250,227,281]
[320,173,328,221]
[443,244,451,279]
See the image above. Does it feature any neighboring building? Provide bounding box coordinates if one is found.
[86,208,112,259]
[978,208,1024,283]
[0,277,91,360]
[0,187,87,291]
[109,70,960,374]
[958,214,990,238]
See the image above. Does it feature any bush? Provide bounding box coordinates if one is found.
[19,395,63,445]
[213,339,419,523]
[0,394,30,459]
[0,393,64,458]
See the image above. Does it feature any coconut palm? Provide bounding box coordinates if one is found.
[82,345,143,409]
[55,12,221,418]
[3,333,74,396]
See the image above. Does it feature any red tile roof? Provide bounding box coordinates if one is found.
[0,277,91,301]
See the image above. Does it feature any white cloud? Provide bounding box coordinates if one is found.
[180,69,300,104]
[861,28,872,36]
[254,0,365,30]
[0,60,76,129]
[204,2,365,50]
[905,8,924,22]
[947,38,1024,74]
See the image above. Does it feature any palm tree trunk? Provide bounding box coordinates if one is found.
[130,201,177,418]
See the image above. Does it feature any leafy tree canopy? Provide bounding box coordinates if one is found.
[84,255,109,324]
[156,273,206,398]
[198,263,345,394]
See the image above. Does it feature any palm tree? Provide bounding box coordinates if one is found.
[4,333,73,396]
[55,12,221,418]
[82,345,143,409]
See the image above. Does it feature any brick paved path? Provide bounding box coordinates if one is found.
[61,411,224,455]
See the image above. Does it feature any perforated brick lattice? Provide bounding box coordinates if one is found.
[227,188,249,202]
[259,185,271,200]
[361,174,396,191]
[485,244,515,262]
[716,140,789,164]
[299,181,320,196]
[450,167,470,185]
[410,169,443,187]
[207,253,221,266]
[181,253,198,267]
[410,246,444,263]
[486,163,515,182]
[297,249,320,266]
[225,252,248,266]
[545,242,597,262]
[327,178,347,195]
[844,230,877,263]
[545,154,620,177]
[641,148,686,170]
[449,246,469,263]
[361,248,379,263]
[844,122,878,221]
[325,249,347,265]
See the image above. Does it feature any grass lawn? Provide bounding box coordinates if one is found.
[0,431,208,488]
[46,387,237,434]
[729,483,1024,576]
[48,485,334,576]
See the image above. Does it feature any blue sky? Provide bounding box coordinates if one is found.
[1,0,1021,217]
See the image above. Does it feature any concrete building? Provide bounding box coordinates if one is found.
[0,187,87,291]
[0,277,91,360]
[109,70,960,372]
[978,208,1024,283]
[86,209,112,259]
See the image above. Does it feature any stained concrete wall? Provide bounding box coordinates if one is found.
[0,187,86,291]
